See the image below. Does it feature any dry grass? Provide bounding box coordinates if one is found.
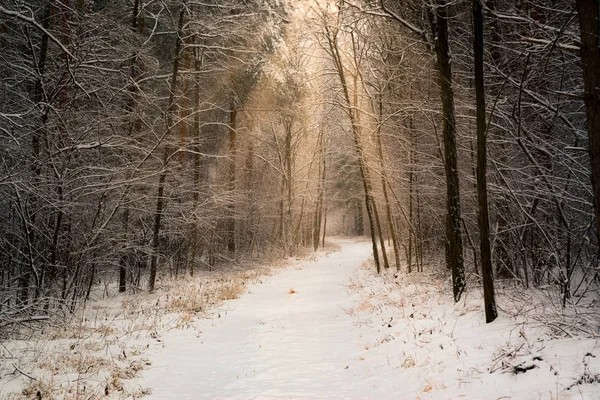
[21,376,55,399]
[418,380,447,395]
[37,353,111,375]
[401,356,416,369]
[217,281,244,301]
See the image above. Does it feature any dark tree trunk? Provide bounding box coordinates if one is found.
[149,5,185,291]
[433,0,466,302]
[119,208,129,293]
[120,0,144,293]
[473,0,497,323]
[189,40,203,276]
[149,156,167,292]
[576,0,600,248]
[408,150,414,274]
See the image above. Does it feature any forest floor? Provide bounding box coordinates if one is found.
[2,239,600,399]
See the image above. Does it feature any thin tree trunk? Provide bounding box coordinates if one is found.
[408,144,414,274]
[321,155,328,248]
[487,0,513,278]
[356,198,364,235]
[313,138,325,250]
[21,0,52,305]
[149,5,185,292]
[227,105,237,253]
[372,200,390,269]
[119,208,129,293]
[188,41,203,277]
[120,0,144,292]
[376,94,401,270]
[284,120,293,254]
[416,175,424,271]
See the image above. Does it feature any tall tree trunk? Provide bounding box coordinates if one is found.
[473,0,497,322]
[487,0,513,278]
[120,0,144,293]
[20,0,52,305]
[408,138,414,274]
[576,0,600,248]
[188,41,203,276]
[284,120,293,254]
[149,5,185,292]
[227,105,237,253]
[321,147,328,248]
[313,134,325,250]
[416,174,424,271]
[433,0,466,302]
[321,189,327,247]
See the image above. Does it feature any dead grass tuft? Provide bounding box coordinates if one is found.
[401,356,416,368]
[217,281,244,300]
[22,377,54,399]
[38,352,111,375]
[168,285,206,313]
[109,360,145,393]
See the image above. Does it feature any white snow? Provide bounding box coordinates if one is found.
[2,239,598,399]
[133,239,600,399]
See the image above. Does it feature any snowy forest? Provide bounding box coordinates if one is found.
[1,0,600,398]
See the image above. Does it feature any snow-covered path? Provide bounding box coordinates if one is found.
[133,239,600,400]
[137,240,384,399]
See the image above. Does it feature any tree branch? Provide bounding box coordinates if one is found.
[0,6,76,60]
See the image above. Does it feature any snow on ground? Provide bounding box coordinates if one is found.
[2,239,600,399]
[0,254,289,399]
[131,239,600,399]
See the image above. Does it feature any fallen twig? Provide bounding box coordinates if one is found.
[12,363,37,381]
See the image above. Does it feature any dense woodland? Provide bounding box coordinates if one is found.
[1,0,599,328]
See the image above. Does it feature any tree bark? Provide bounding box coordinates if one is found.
[473,0,497,323]
[433,0,466,302]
